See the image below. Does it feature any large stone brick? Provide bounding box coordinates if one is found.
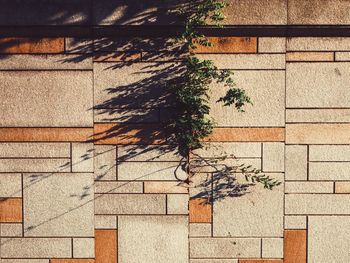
[286,109,350,123]
[285,182,334,193]
[309,145,350,161]
[119,215,188,263]
[287,63,350,108]
[0,159,70,173]
[23,173,94,237]
[309,162,350,180]
[309,216,350,263]
[0,143,70,158]
[207,128,285,142]
[0,71,93,127]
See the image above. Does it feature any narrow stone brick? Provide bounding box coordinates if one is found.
[0,128,93,142]
[167,194,189,215]
[189,198,212,223]
[191,260,238,263]
[286,52,334,61]
[0,159,70,173]
[284,230,306,263]
[262,142,284,172]
[0,143,70,158]
[284,216,307,230]
[240,260,283,263]
[309,145,350,161]
[309,162,350,180]
[285,145,307,181]
[285,182,334,193]
[65,38,93,53]
[95,181,143,194]
[51,260,94,263]
[335,182,350,193]
[95,230,117,263]
[0,260,49,263]
[335,52,350,61]
[189,223,212,237]
[0,173,22,197]
[285,194,350,215]
[0,223,22,236]
[94,52,141,62]
[286,124,350,144]
[286,109,350,123]
[0,198,22,222]
[206,128,285,142]
[258,37,286,53]
[193,142,261,158]
[71,143,94,173]
[94,108,159,124]
[144,181,188,194]
[95,215,117,230]
[193,37,257,53]
[262,238,284,258]
[190,238,261,258]
[287,37,350,51]
[0,38,64,53]
[94,145,116,181]
[94,124,165,144]
[118,145,181,161]
[72,238,94,258]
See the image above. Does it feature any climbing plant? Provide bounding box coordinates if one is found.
[168,0,281,191]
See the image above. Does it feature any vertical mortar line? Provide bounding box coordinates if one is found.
[333,51,336,61]
[284,36,287,246]
[306,216,309,263]
[70,142,73,173]
[63,37,66,53]
[307,145,309,181]
[260,238,263,258]
[142,181,145,193]
[333,181,336,194]
[211,172,214,237]
[256,37,259,53]
[165,194,168,215]
[261,142,264,172]
[115,146,118,181]
[71,237,74,258]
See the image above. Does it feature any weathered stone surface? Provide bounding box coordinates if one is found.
[193,142,261,158]
[0,173,22,197]
[262,238,283,258]
[167,194,189,214]
[0,223,23,236]
[262,143,284,172]
[71,143,94,172]
[285,145,307,181]
[287,37,350,51]
[0,143,70,158]
[286,52,334,61]
[309,162,350,180]
[94,145,116,181]
[23,173,94,237]
[0,71,93,127]
[335,182,350,193]
[287,63,350,108]
[286,109,350,123]
[119,216,188,263]
[118,145,181,161]
[284,216,307,229]
[285,194,350,214]
[213,173,284,237]
[335,52,350,61]
[309,145,350,161]
[73,238,95,258]
[95,215,117,229]
[95,194,166,214]
[285,182,334,193]
[144,181,188,194]
[95,181,143,194]
[0,159,70,173]
[1,238,72,258]
[189,223,212,237]
[118,162,187,181]
[258,38,286,53]
[309,216,350,263]
[211,71,285,127]
[190,238,261,258]
[288,0,350,25]
[197,54,285,69]
[0,55,92,69]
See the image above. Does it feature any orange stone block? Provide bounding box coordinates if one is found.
[240,260,283,263]
[0,128,93,142]
[193,37,257,53]
[95,230,117,263]
[189,198,212,223]
[284,230,307,263]
[0,38,64,54]
[0,198,22,223]
[94,123,166,145]
[206,128,285,142]
[51,260,95,263]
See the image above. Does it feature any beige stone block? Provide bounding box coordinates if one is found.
[258,37,286,53]
[0,143,70,158]
[309,145,350,161]
[1,238,71,258]
[285,182,334,193]
[287,37,350,51]
[285,194,350,215]
[335,52,350,61]
[288,0,350,25]
[191,158,261,173]
[0,260,49,263]
[310,162,350,180]
[285,145,307,181]
[262,238,284,258]
[95,181,143,193]
[144,181,188,194]
[189,223,212,237]
[95,194,166,215]
[335,182,350,193]
[211,71,285,127]
[190,260,238,263]
[286,52,334,61]
[119,215,188,263]
[284,215,307,229]
[118,145,181,161]
[0,173,22,197]
[0,71,93,127]
[0,159,70,173]
[23,173,94,237]
[167,194,189,214]
[196,54,285,69]
[262,143,284,172]
[193,142,261,158]
[287,63,350,108]
[190,238,261,258]
[73,238,95,258]
[0,54,92,69]
[286,124,350,144]
[213,173,284,237]
[286,109,350,123]
[94,145,116,181]
[309,216,350,263]
[95,215,117,229]
[1,223,22,236]
[94,108,159,123]
[71,143,94,172]
[118,162,188,181]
